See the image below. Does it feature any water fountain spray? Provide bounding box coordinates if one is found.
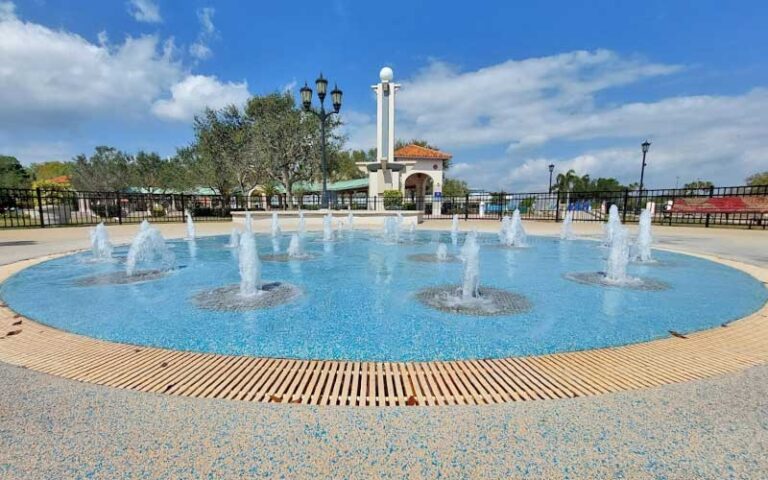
[125,220,174,276]
[634,209,653,262]
[499,209,526,247]
[227,229,241,248]
[238,230,261,296]
[436,243,448,261]
[560,210,574,240]
[271,212,281,237]
[605,225,630,283]
[89,222,113,260]
[323,213,334,242]
[298,211,306,237]
[287,233,305,258]
[244,211,253,233]
[185,210,196,240]
[460,231,481,299]
[603,204,621,245]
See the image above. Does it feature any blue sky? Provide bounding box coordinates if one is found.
[1,0,766,190]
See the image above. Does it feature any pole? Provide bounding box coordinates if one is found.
[548,171,553,193]
[116,192,123,225]
[36,188,45,228]
[464,193,470,220]
[555,190,561,222]
[639,150,647,193]
[320,107,328,210]
[622,189,629,223]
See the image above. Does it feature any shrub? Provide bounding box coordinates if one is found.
[192,205,230,217]
[92,203,121,218]
[150,204,166,217]
[383,190,403,210]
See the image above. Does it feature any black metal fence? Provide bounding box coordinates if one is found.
[420,185,768,229]
[1,185,766,229]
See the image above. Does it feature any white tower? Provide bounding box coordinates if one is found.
[362,67,405,202]
[375,67,399,169]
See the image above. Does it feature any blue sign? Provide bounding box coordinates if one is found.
[434,191,442,199]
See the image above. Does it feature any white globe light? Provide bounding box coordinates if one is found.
[379,66,394,82]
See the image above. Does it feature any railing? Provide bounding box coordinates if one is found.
[1,185,766,229]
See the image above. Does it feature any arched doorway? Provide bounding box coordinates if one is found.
[403,173,434,209]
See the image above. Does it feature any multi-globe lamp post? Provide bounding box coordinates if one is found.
[300,74,343,209]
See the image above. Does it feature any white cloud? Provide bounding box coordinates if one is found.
[280,80,297,93]
[189,7,216,60]
[151,74,250,121]
[397,50,682,149]
[189,42,211,60]
[339,110,376,151]
[0,10,182,128]
[0,1,15,21]
[128,0,162,23]
[366,50,768,190]
[0,4,252,140]
[97,30,109,46]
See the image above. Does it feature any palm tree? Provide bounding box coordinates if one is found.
[554,169,579,192]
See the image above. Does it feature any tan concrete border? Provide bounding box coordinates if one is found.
[1,249,766,406]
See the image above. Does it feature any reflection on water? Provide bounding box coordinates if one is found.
[601,287,624,319]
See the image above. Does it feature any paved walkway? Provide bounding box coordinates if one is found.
[0,219,767,478]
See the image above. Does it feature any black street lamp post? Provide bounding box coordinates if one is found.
[638,140,651,210]
[639,140,651,193]
[548,164,555,193]
[300,74,343,209]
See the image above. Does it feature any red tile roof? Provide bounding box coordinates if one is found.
[394,144,452,160]
[48,175,71,184]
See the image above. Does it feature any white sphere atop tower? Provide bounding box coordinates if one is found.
[379,66,394,82]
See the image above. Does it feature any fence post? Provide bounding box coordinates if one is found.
[464,193,470,220]
[180,194,186,217]
[622,189,629,223]
[116,192,123,225]
[36,188,45,228]
[555,190,561,222]
[705,185,714,228]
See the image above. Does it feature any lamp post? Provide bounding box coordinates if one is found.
[639,140,651,193]
[300,74,343,209]
[638,140,651,211]
[548,164,555,193]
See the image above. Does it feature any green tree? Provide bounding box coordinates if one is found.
[245,92,336,206]
[442,178,469,197]
[553,169,580,192]
[554,170,627,193]
[590,177,624,192]
[131,151,167,193]
[683,180,714,189]
[70,147,133,191]
[329,149,369,181]
[746,171,768,186]
[29,161,72,181]
[0,155,31,188]
[185,105,253,198]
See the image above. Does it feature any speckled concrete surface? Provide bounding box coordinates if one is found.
[1,362,767,479]
[1,220,767,479]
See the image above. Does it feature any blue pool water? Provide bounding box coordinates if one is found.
[1,231,765,361]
